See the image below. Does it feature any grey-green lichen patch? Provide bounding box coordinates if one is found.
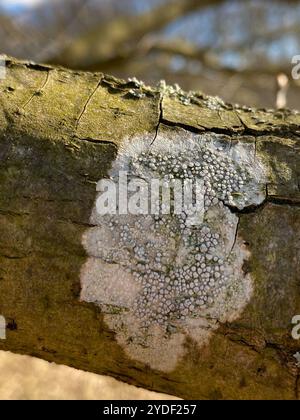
[80,130,267,372]
[127,78,227,110]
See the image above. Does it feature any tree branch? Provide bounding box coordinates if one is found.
[0,58,300,400]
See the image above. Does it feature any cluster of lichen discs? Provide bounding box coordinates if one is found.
[103,146,250,328]
[132,147,249,207]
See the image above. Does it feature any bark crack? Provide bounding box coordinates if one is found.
[266,184,300,207]
[22,68,51,110]
[0,208,30,217]
[230,216,240,254]
[219,183,300,216]
[234,110,248,133]
[74,76,103,132]
[160,115,300,139]
[73,135,118,149]
[150,92,164,146]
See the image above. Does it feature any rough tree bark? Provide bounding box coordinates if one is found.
[0,57,300,400]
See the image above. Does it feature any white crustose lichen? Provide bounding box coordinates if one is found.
[80,130,267,371]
